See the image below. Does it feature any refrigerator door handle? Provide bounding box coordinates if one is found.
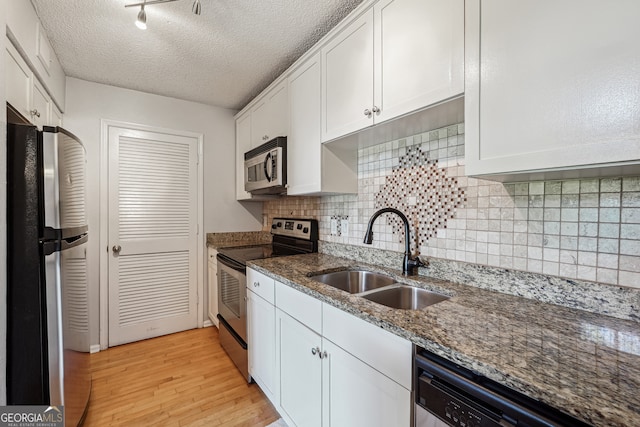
[42,234,89,256]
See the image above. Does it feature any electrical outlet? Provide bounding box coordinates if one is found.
[340,218,349,237]
[330,218,338,235]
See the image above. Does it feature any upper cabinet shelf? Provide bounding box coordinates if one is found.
[464,0,640,181]
[321,0,464,143]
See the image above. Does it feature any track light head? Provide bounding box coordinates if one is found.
[192,0,201,15]
[135,5,147,30]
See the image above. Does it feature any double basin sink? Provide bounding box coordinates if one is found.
[309,270,449,310]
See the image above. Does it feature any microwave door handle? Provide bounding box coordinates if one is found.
[263,152,272,182]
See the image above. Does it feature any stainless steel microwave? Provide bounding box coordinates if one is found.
[244,137,287,195]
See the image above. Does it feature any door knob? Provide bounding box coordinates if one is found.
[112,245,122,254]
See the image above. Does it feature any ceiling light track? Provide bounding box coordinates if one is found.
[125,0,202,30]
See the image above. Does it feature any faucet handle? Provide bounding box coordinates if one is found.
[406,255,428,274]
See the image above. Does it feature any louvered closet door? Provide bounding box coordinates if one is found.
[108,127,198,346]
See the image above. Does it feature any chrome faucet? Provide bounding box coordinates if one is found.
[363,208,426,276]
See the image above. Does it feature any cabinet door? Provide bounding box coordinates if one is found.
[277,309,322,427]
[247,291,277,401]
[322,339,411,427]
[31,78,51,129]
[6,41,32,120]
[235,111,253,200]
[288,53,322,195]
[321,9,374,142]
[374,0,463,123]
[465,0,640,180]
[207,248,218,326]
[251,81,288,147]
[51,103,63,127]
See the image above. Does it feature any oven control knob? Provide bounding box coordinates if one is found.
[271,224,277,229]
[303,227,309,233]
[277,222,282,228]
[297,223,303,230]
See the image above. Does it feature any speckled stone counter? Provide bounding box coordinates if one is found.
[248,253,640,427]
[206,231,271,249]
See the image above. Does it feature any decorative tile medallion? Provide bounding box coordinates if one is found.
[374,145,465,249]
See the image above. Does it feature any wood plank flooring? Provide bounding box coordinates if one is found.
[83,327,280,427]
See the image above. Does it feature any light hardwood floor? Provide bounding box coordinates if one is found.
[83,327,280,427]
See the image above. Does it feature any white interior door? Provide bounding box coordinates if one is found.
[108,126,199,346]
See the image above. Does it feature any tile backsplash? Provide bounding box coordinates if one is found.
[265,123,640,290]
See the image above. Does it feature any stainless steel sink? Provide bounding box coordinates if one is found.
[310,270,396,294]
[361,285,449,310]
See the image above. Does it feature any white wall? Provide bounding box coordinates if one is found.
[64,77,262,347]
[1,0,8,405]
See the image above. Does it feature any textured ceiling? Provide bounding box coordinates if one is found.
[31,0,363,110]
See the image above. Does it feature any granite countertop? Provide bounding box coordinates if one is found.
[206,231,272,249]
[248,253,640,427]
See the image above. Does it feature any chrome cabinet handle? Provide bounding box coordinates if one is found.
[311,347,318,356]
[364,108,372,117]
[112,245,122,254]
[253,281,260,287]
[30,109,41,118]
[319,350,328,359]
[372,106,380,113]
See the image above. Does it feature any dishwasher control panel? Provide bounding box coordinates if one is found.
[417,375,505,427]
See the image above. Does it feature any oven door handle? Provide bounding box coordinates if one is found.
[216,253,246,272]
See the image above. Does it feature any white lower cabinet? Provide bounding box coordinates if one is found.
[248,266,412,427]
[277,309,322,427]
[247,290,277,401]
[206,247,218,326]
[322,339,411,427]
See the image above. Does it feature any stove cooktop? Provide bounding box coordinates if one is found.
[217,218,319,266]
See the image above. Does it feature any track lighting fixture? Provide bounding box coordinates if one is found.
[125,0,202,29]
[135,4,147,30]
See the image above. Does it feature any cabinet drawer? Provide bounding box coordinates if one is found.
[323,303,412,389]
[276,283,322,334]
[247,268,275,304]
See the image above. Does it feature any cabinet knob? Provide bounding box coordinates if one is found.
[363,108,372,117]
[112,245,122,254]
[30,109,41,118]
[253,281,260,287]
[372,106,380,113]
[320,350,328,359]
[311,347,317,356]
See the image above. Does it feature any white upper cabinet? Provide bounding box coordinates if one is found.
[250,81,289,148]
[6,39,60,129]
[465,0,640,181]
[6,0,66,110]
[374,0,463,123]
[31,78,52,129]
[235,111,253,201]
[6,40,33,120]
[288,53,358,195]
[321,9,375,142]
[321,0,464,143]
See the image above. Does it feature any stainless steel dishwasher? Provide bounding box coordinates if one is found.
[414,346,592,427]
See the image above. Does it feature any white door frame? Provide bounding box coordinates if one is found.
[99,119,204,350]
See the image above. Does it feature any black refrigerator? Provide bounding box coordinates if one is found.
[6,123,91,426]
